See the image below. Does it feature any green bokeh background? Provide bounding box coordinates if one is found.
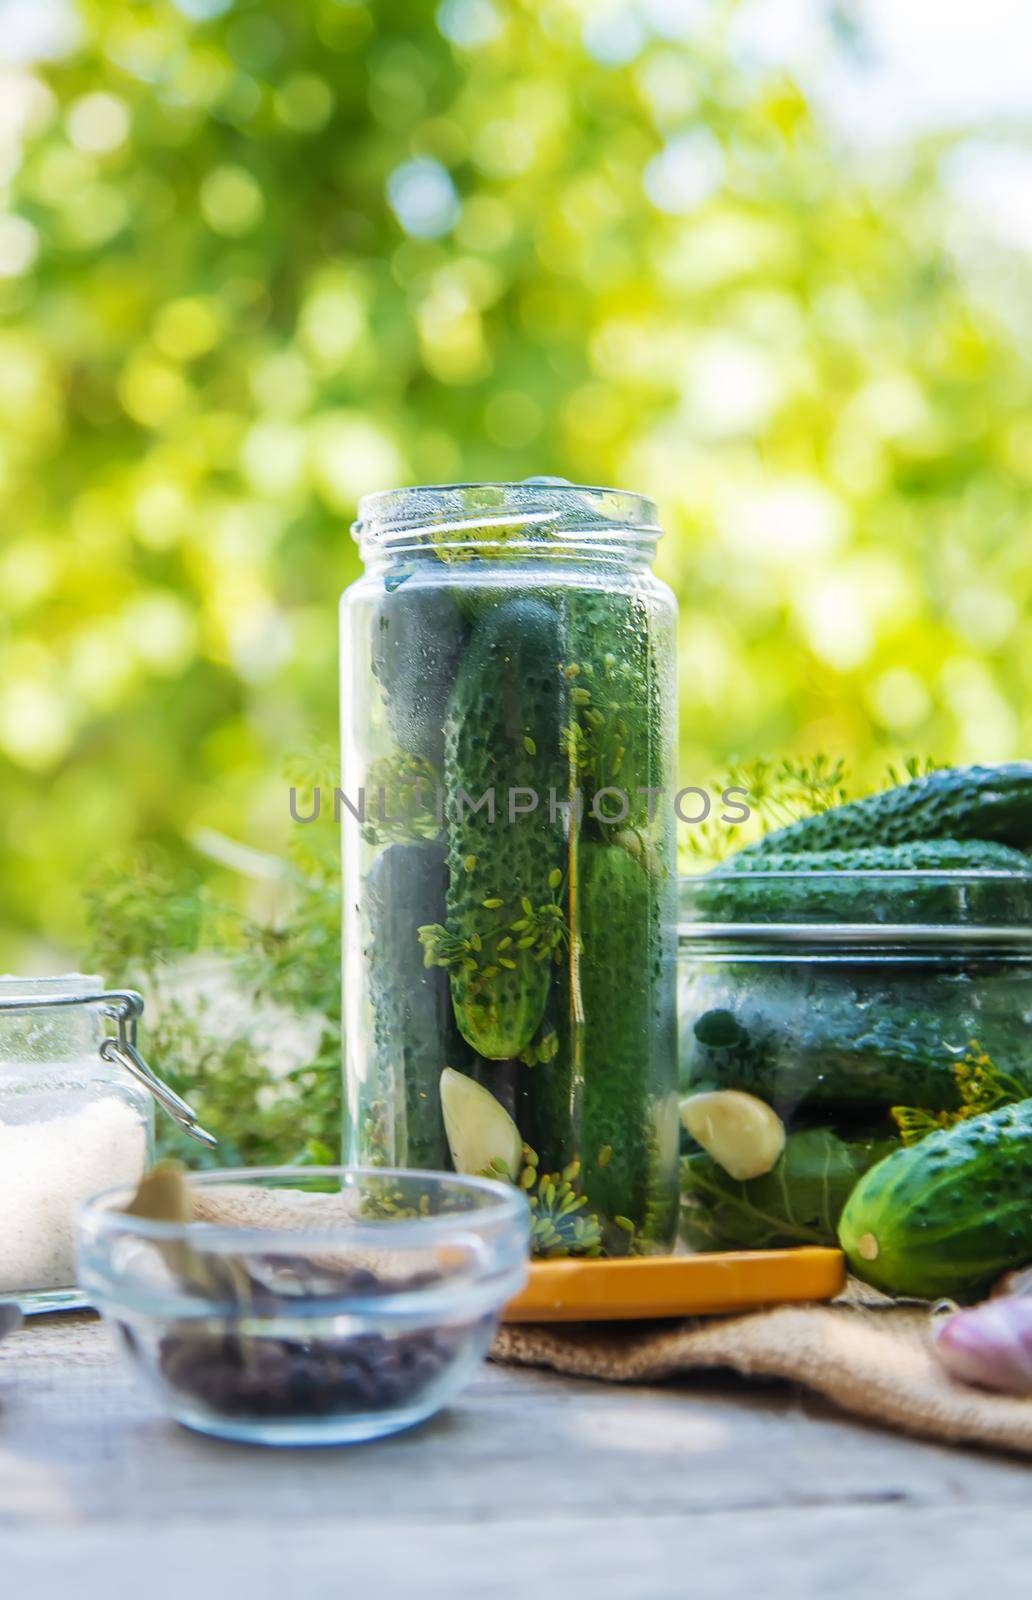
[2,0,1031,968]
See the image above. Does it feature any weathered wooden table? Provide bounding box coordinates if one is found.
[2,1313,1030,1597]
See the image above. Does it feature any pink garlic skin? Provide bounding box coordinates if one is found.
[935,1297,1032,1395]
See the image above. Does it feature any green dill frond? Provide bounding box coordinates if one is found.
[517,1145,604,1258]
[890,1105,955,1147]
[360,751,442,846]
[892,1040,1026,1147]
[881,755,942,790]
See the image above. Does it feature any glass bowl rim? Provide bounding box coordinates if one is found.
[78,1164,529,1255]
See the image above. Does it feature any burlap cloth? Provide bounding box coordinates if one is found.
[492,1293,1032,1457]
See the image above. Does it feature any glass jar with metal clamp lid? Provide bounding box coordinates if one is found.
[0,975,216,1313]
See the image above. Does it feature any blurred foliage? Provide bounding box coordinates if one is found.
[1,0,1032,973]
[82,821,342,1165]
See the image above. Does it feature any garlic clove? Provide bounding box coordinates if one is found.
[440,1068,523,1181]
[679,1089,786,1181]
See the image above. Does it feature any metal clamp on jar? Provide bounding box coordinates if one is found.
[0,975,216,1313]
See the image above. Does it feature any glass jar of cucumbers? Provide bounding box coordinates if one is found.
[341,481,679,1257]
[678,858,1032,1299]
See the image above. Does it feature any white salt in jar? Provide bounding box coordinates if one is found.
[0,975,216,1314]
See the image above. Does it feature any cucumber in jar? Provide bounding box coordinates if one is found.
[364,841,470,1169]
[419,596,567,1061]
[371,581,468,769]
[562,587,671,834]
[681,977,1032,1118]
[575,839,678,1243]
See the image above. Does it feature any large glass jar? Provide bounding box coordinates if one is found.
[677,870,1032,1273]
[341,482,679,1257]
[0,976,154,1311]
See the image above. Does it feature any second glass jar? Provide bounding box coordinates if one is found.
[341,482,679,1256]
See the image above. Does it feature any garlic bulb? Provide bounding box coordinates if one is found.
[935,1296,1032,1395]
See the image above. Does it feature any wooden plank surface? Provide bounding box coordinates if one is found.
[1,1313,1029,1598]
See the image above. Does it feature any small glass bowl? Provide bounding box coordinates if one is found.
[77,1167,529,1447]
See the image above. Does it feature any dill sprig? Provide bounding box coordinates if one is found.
[513,1146,604,1258]
[891,1042,1027,1147]
[680,753,941,868]
[360,751,442,847]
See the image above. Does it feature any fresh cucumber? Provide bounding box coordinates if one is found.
[839,1100,1032,1300]
[739,764,1032,856]
[422,597,566,1060]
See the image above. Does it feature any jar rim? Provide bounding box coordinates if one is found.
[679,868,1032,947]
[0,973,103,1006]
[352,479,661,558]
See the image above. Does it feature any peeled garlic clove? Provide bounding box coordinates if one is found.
[679,1089,786,1181]
[440,1068,523,1181]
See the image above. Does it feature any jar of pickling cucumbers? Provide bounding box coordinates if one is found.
[341,480,679,1257]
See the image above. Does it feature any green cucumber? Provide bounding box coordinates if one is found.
[681,990,1032,1116]
[838,1100,1032,1300]
[693,839,1032,923]
[516,997,576,1178]
[371,581,468,768]
[365,842,468,1169]
[563,587,674,833]
[578,840,678,1236]
[739,764,1032,855]
[681,996,963,1114]
[423,597,567,1060]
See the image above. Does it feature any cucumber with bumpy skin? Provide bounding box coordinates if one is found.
[739,764,1032,856]
[578,840,678,1236]
[562,587,673,833]
[693,839,1032,924]
[421,597,567,1060]
[681,996,1032,1116]
[839,1100,1032,1300]
[371,581,468,768]
[365,842,466,1169]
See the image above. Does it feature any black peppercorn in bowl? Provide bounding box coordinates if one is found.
[77,1167,529,1446]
